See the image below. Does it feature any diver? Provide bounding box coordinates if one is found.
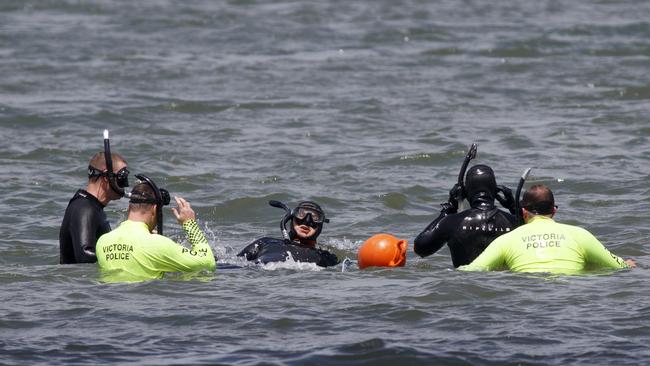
[461,184,636,273]
[237,201,339,267]
[59,130,129,264]
[414,145,517,267]
[96,175,215,281]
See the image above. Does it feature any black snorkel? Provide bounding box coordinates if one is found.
[442,143,478,213]
[103,129,128,198]
[456,143,478,201]
[131,174,171,235]
[269,200,292,240]
[515,168,532,226]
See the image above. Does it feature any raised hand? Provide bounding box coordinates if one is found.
[171,196,196,224]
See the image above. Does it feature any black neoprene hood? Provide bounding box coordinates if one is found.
[465,164,497,202]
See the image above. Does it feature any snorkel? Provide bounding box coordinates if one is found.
[103,129,128,197]
[442,143,477,212]
[130,174,171,235]
[515,168,532,226]
[456,143,478,202]
[269,200,292,240]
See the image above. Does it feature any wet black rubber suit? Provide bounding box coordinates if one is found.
[239,201,339,267]
[59,189,111,264]
[414,165,516,268]
[237,237,339,268]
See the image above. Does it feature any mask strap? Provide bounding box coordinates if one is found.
[103,129,125,197]
[135,174,164,235]
[88,165,105,179]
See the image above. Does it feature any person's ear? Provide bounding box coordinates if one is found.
[551,206,558,218]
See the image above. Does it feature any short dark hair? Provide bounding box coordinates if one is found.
[521,184,555,215]
[128,183,156,213]
[88,152,127,181]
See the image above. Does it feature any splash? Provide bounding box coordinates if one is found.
[322,237,364,252]
[260,252,323,271]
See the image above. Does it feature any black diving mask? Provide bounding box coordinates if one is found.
[293,207,329,227]
[129,177,170,206]
[88,165,130,188]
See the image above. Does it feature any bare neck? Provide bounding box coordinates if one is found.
[85,181,111,206]
[127,210,155,232]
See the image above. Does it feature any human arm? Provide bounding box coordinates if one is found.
[68,203,106,263]
[141,218,215,274]
[414,184,464,257]
[316,249,339,267]
[237,239,262,261]
[496,185,516,215]
[145,196,216,273]
[413,208,456,257]
[578,228,631,270]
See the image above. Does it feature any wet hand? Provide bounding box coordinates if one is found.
[446,183,462,211]
[172,196,196,224]
[496,185,516,213]
[625,259,636,268]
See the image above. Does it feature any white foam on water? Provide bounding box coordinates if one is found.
[323,237,363,252]
[260,252,323,272]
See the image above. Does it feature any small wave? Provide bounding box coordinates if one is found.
[378,152,454,167]
[260,254,323,272]
[601,86,650,100]
[324,237,363,252]
[378,192,408,210]
[161,100,233,114]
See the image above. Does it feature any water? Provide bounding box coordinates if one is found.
[1,0,650,364]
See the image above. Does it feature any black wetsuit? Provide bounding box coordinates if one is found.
[414,201,515,268]
[237,237,339,268]
[59,189,111,264]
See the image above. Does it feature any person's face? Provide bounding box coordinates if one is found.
[293,221,317,239]
[104,161,128,200]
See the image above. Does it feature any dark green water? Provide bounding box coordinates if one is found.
[1,1,650,364]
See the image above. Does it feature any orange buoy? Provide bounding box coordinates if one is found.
[357,233,407,269]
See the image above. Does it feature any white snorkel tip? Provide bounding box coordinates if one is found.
[103,129,109,139]
[521,167,532,180]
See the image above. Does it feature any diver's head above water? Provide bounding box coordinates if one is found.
[289,201,329,247]
[127,175,171,234]
[86,151,129,204]
[465,164,497,208]
[127,183,159,231]
[521,184,557,222]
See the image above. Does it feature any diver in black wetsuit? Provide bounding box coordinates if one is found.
[59,137,129,264]
[414,165,517,268]
[238,201,339,267]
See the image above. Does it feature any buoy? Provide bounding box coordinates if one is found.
[357,233,407,269]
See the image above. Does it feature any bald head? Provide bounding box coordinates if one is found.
[521,184,555,215]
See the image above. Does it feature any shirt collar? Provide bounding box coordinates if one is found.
[122,220,152,232]
[528,215,555,224]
